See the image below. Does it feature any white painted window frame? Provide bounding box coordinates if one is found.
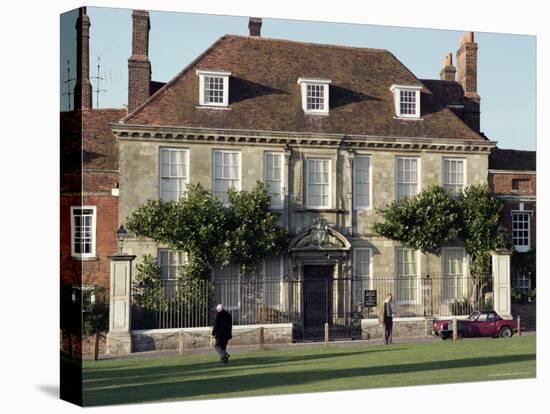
[70,205,97,259]
[353,154,373,210]
[442,157,467,195]
[212,149,242,207]
[390,84,422,119]
[305,157,332,209]
[395,156,421,200]
[395,247,421,305]
[441,247,468,303]
[158,249,188,280]
[297,78,331,115]
[262,256,284,308]
[159,147,190,202]
[511,210,532,252]
[264,151,284,210]
[196,69,231,107]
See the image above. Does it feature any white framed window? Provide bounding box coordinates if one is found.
[353,248,373,305]
[353,155,372,209]
[513,272,531,290]
[158,249,188,280]
[212,263,240,310]
[70,206,96,259]
[443,158,466,195]
[196,69,231,107]
[442,247,467,301]
[306,158,331,208]
[297,78,331,114]
[159,148,189,201]
[396,157,420,200]
[213,150,241,206]
[395,247,420,304]
[390,84,422,119]
[264,152,284,209]
[512,211,531,252]
[262,256,284,308]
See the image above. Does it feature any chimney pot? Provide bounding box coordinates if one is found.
[128,10,152,113]
[440,52,456,81]
[456,32,480,132]
[249,17,262,37]
[74,6,92,110]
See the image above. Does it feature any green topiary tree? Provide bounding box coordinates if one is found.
[456,184,504,306]
[126,182,289,281]
[373,186,461,254]
[374,184,504,309]
[226,181,289,274]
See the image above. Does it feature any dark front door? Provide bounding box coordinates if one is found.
[303,265,334,339]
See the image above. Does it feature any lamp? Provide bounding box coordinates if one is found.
[116,224,127,254]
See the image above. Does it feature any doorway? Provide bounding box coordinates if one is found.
[302,264,334,340]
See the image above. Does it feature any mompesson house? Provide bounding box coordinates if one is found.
[109,12,501,350]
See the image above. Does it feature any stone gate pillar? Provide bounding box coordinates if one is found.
[106,254,136,355]
[491,249,512,319]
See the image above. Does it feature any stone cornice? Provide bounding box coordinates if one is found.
[111,124,496,153]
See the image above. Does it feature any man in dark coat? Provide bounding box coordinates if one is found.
[212,304,232,363]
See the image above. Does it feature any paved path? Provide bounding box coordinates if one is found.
[90,330,535,361]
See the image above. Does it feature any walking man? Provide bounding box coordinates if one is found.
[379,293,394,345]
[212,304,232,364]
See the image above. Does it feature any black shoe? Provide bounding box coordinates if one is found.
[223,353,230,364]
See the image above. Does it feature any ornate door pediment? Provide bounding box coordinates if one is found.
[290,219,351,252]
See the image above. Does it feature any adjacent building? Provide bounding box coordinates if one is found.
[489,148,536,290]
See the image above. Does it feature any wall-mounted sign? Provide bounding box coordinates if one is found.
[364,290,377,307]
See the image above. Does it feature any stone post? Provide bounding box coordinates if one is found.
[491,249,512,319]
[346,150,354,236]
[283,145,292,228]
[106,254,136,355]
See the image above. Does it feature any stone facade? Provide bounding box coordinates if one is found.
[117,136,491,279]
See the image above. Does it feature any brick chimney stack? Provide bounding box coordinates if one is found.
[128,10,151,113]
[74,7,92,110]
[456,32,481,133]
[248,17,262,37]
[439,53,456,81]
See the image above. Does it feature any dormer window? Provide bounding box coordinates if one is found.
[390,84,422,119]
[196,69,231,107]
[297,78,331,115]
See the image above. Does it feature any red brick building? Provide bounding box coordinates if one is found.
[60,8,126,294]
[60,8,165,292]
[488,148,536,290]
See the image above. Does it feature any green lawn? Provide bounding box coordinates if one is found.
[83,336,536,406]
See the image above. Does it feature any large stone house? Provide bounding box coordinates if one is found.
[112,12,496,339]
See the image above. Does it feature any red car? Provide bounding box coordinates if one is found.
[432,310,516,339]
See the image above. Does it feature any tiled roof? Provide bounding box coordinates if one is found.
[489,148,536,171]
[122,35,483,141]
[420,79,464,106]
[61,108,127,172]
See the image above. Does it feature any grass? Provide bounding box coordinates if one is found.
[82,336,536,406]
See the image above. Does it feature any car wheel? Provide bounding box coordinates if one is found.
[498,326,512,338]
[440,334,448,340]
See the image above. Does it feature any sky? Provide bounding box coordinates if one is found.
[60,7,536,151]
